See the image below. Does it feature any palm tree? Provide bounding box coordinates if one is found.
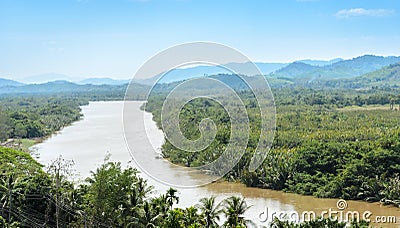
[0,174,24,226]
[165,188,179,210]
[135,178,154,200]
[124,178,154,227]
[183,206,201,227]
[397,94,400,111]
[0,178,7,218]
[152,194,169,219]
[390,97,395,110]
[197,196,222,228]
[357,177,384,202]
[129,201,158,228]
[163,208,184,228]
[222,196,252,228]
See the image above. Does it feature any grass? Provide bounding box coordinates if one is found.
[337,104,392,111]
[16,139,36,151]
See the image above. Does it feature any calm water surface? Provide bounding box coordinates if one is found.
[32,101,400,227]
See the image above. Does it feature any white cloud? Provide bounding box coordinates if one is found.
[335,8,395,18]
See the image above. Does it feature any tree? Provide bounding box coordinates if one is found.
[13,123,27,138]
[123,178,153,227]
[183,206,202,227]
[26,120,45,138]
[222,196,252,228]
[197,196,222,228]
[390,97,395,110]
[163,208,184,228]
[166,187,179,210]
[0,112,12,142]
[47,155,75,228]
[132,201,158,228]
[0,173,24,227]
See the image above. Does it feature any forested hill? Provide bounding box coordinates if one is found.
[268,55,400,83]
[272,61,320,79]
[319,62,400,89]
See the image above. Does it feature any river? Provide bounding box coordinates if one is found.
[32,101,400,227]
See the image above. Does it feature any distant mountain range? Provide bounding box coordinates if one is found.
[298,58,343,66]
[0,80,150,97]
[1,55,400,93]
[133,55,400,85]
[21,73,80,84]
[0,76,131,89]
[269,55,400,84]
[1,57,344,86]
[0,78,24,87]
[136,62,288,85]
[77,77,130,85]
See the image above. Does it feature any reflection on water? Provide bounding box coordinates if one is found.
[33,101,400,227]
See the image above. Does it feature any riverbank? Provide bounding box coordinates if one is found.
[1,138,40,151]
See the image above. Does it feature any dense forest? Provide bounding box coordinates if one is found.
[0,96,86,146]
[145,87,400,208]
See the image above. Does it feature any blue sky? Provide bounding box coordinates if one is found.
[1,0,400,79]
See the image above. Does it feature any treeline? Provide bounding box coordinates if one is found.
[273,87,400,108]
[0,146,371,228]
[0,96,87,142]
[146,87,400,207]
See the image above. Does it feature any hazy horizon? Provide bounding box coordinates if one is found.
[2,54,399,82]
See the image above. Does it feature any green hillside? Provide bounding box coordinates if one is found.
[272,62,319,80]
[270,55,400,83]
[320,63,400,89]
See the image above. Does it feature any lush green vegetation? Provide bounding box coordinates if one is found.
[0,146,253,227]
[0,146,373,227]
[146,87,400,207]
[271,217,370,228]
[0,96,86,145]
